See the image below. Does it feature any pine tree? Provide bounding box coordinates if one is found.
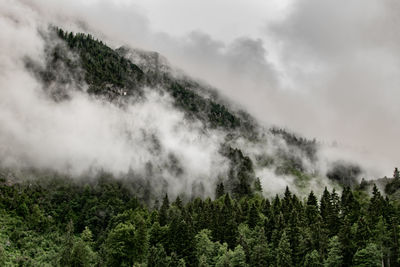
[147,244,170,267]
[215,194,238,249]
[277,231,292,266]
[230,245,247,267]
[104,222,136,266]
[324,236,343,267]
[368,184,384,226]
[328,189,341,236]
[133,214,149,264]
[250,228,272,267]
[320,187,331,225]
[304,250,322,267]
[247,204,259,229]
[215,182,225,199]
[70,238,96,267]
[195,229,221,266]
[59,220,75,266]
[353,243,381,267]
[174,196,183,210]
[354,217,371,248]
[306,191,319,225]
[341,187,360,223]
[159,194,169,226]
[253,178,262,193]
[168,214,195,263]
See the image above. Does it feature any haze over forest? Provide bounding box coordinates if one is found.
[2,0,400,181]
[1,1,400,266]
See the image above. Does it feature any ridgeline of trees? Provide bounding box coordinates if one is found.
[52,29,244,131]
[0,170,400,266]
[56,28,145,95]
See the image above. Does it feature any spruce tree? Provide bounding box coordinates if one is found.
[230,245,247,267]
[159,194,169,226]
[59,220,75,266]
[324,236,343,267]
[253,177,262,193]
[353,243,381,267]
[247,204,259,229]
[277,231,292,266]
[147,244,171,267]
[215,182,225,199]
[304,250,322,267]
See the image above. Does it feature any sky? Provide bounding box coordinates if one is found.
[2,0,400,178]
[131,0,400,175]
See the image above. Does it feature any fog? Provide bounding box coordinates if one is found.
[0,0,397,198]
[0,1,231,198]
[14,0,399,177]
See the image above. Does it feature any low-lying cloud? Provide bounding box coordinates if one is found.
[0,2,230,198]
[1,0,397,199]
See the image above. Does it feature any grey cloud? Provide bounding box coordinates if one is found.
[2,0,397,194]
[266,0,400,175]
[0,3,232,199]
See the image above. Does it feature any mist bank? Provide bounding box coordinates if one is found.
[14,0,400,177]
[1,1,394,200]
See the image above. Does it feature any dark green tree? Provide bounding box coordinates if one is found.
[247,204,259,229]
[353,243,381,267]
[59,220,75,266]
[147,244,170,267]
[103,222,136,266]
[304,250,322,267]
[324,236,342,267]
[159,194,170,226]
[215,182,225,199]
[253,178,262,193]
[276,231,292,266]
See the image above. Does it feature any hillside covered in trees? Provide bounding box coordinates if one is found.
[0,173,400,266]
[2,26,400,267]
[30,28,347,197]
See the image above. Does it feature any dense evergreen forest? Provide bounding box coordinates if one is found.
[0,171,400,266]
[2,28,398,266]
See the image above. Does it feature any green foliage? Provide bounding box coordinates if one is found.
[304,250,322,267]
[229,245,247,267]
[57,28,144,94]
[270,127,317,160]
[253,177,262,193]
[53,28,246,132]
[324,236,343,267]
[385,169,400,194]
[0,174,399,266]
[103,222,137,266]
[6,26,400,266]
[168,82,241,129]
[327,161,361,187]
[353,243,382,267]
[223,146,255,199]
[277,231,292,266]
[215,182,225,199]
[70,238,96,267]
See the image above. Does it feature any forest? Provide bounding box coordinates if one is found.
[0,170,399,266]
[1,28,399,266]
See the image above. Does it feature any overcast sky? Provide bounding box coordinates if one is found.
[8,0,400,176]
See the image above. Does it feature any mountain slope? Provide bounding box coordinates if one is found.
[2,26,400,267]
[10,27,367,200]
